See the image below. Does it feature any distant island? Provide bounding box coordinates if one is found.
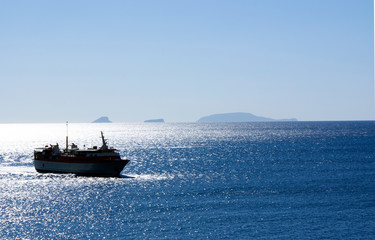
[144,118,165,123]
[197,112,297,123]
[92,116,112,123]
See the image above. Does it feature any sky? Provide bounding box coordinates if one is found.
[0,0,374,123]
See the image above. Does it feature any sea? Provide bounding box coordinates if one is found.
[0,122,374,239]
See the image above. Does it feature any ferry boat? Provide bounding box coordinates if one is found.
[34,131,130,177]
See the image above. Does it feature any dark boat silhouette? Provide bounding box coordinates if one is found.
[34,129,129,177]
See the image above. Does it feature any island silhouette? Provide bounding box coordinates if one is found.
[144,119,165,123]
[197,112,297,122]
[92,116,112,123]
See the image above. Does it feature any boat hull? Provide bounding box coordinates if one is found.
[34,159,130,177]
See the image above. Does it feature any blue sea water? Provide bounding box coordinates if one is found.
[0,122,374,239]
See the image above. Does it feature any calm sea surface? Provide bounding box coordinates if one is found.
[0,122,374,239]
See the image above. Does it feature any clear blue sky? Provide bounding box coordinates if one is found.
[0,0,373,122]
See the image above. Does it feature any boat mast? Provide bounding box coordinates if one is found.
[66,121,69,151]
[101,131,108,149]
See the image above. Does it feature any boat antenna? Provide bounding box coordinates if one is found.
[66,121,69,151]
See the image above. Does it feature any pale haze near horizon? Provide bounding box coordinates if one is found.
[0,0,374,123]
